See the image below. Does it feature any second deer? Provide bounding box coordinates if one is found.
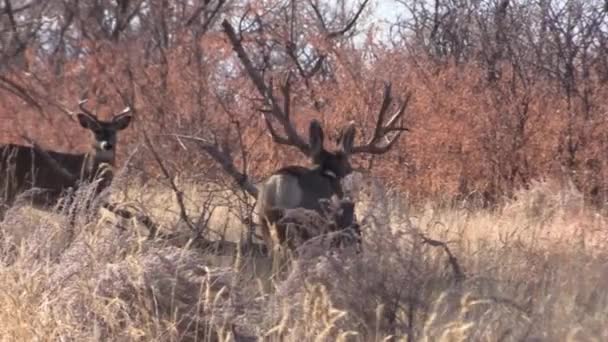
[0,99,133,220]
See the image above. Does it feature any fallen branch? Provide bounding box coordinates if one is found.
[420,234,465,282]
[102,201,159,238]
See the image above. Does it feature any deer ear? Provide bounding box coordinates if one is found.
[309,120,325,158]
[77,113,100,129]
[112,113,132,130]
[339,122,356,154]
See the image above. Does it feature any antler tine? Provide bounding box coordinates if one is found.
[351,83,410,155]
[115,106,132,116]
[78,99,96,117]
[372,82,395,140]
[384,91,410,131]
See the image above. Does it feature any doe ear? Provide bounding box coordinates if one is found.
[338,121,356,154]
[77,113,100,130]
[112,112,133,130]
[309,120,325,158]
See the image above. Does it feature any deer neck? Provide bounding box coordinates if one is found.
[312,165,344,199]
[80,147,116,185]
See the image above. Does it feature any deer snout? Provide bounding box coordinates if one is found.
[100,141,113,150]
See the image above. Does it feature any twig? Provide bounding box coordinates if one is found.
[102,202,160,239]
[420,233,465,282]
[221,19,309,154]
[171,133,259,198]
[143,131,196,232]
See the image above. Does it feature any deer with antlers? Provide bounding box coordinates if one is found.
[186,21,412,255]
[253,81,408,253]
[0,100,132,220]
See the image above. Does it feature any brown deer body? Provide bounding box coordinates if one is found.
[0,100,132,218]
[255,120,356,251]
[251,82,409,255]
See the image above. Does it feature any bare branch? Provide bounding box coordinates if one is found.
[282,71,292,120]
[0,0,35,15]
[306,56,325,78]
[351,82,410,154]
[143,131,196,232]
[326,0,370,39]
[420,233,465,282]
[3,0,20,40]
[111,0,146,40]
[0,75,43,112]
[186,0,225,31]
[308,0,369,39]
[174,134,259,198]
[102,202,159,239]
[221,19,309,155]
[307,0,327,32]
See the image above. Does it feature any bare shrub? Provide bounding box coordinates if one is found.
[0,181,243,341]
[261,179,608,340]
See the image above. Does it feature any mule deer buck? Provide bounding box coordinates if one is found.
[195,21,411,255]
[0,99,132,221]
[254,83,410,254]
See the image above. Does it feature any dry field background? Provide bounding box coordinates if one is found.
[0,173,607,341]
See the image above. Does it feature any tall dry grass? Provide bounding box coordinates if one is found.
[0,175,607,341]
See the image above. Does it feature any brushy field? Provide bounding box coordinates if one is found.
[0,174,607,342]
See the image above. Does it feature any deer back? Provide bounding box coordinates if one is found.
[1,144,104,208]
[0,100,132,211]
[268,165,342,207]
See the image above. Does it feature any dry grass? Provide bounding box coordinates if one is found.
[0,175,607,341]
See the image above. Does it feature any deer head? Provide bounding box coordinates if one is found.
[76,99,132,158]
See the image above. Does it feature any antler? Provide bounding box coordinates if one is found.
[114,106,132,116]
[222,20,310,155]
[78,99,97,117]
[350,82,410,154]
[222,19,410,157]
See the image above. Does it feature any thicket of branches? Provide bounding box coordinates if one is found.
[1,0,608,207]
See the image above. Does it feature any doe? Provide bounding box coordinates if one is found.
[0,99,132,220]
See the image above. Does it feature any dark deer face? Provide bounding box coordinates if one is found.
[308,120,356,179]
[77,105,132,154]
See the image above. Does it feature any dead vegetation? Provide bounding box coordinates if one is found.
[2,0,608,340]
[0,177,607,341]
